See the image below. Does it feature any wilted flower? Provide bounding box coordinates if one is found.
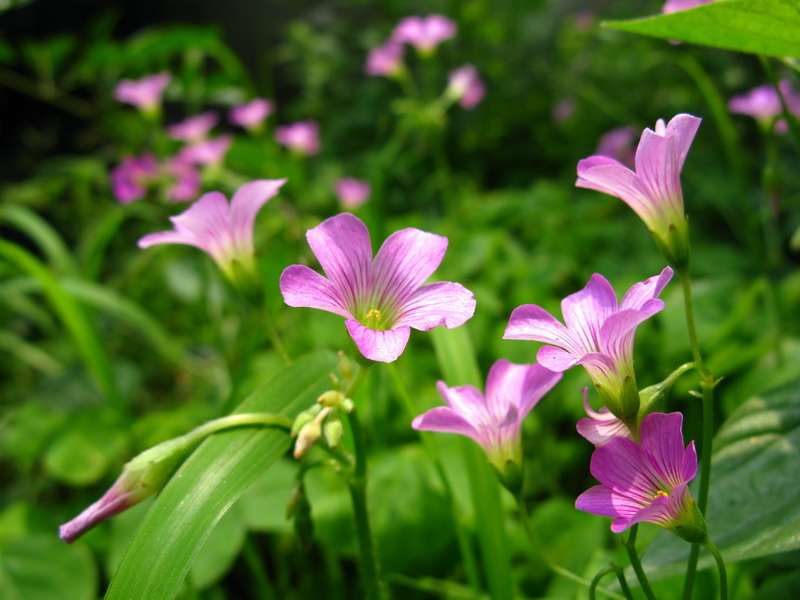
[576,114,701,269]
[110,154,159,204]
[577,388,632,447]
[504,267,673,431]
[576,412,707,543]
[446,65,486,110]
[167,111,219,142]
[365,40,405,78]
[280,213,476,363]
[413,360,561,491]
[177,135,233,167]
[229,98,275,131]
[275,121,321,156]
[334,178,371,209]
[138,179,286,281]
[595,126,637,168]
[114,73,171,113]
[392,15,457,53]
[59,434,196,543]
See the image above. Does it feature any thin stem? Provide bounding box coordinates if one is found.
[516,496,626,600]
[679,273,704,369]
[589,565,634,600]
[189,412,293,441]
[682,545,700,600]
[706,541,728,600]
[345,407,384,600]
[386,363,482,592]
[0,65,94,119]
[623,525,658,600]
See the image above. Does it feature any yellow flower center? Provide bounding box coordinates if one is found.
[654,490,669,499]
[364,308,383,329]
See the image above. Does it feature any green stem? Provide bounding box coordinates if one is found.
[589,565,635,600]
[386,363,482,592]
[189,413,292,442]
[706,541,728,600]
[345,407,384,600]
[516,496,626,600]
[760,55,800,156]
[623,525,658,600]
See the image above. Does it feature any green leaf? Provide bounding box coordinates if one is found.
[104,351,337,600]
[604,0,800,58]
[642,378,800,579]
[0,534,97,600]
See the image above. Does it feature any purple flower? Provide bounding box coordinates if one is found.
[729,80,800,133]
[275,121,321,156]
[577,388,632,447]
[114,73,171,113]
[365,40,405,78]
[412,360,561,487]
[229,98,275,131]
[576,114,701,268]
[280,213,476,363]
[595,126,637,168]
[504,267,673,429]
[334,178,371,209]
[392,15,457,53]
[447,65,486,110]
[138,179,286,279]
[167,111,219,142]
[110,154,159,204]
[576,412,707,543]
[177,135,233,167]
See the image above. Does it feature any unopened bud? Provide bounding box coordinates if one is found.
[323,418,344,449]
[341,398,355,413]
[293,420,322,458]
[318,390,346,408]
[291,404,323,437]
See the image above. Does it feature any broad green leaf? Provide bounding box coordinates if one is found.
[0,534,97,600]
[105,351,337,600]
[187,505,246,590]
[604,0,800,58]
[641,378,800,579]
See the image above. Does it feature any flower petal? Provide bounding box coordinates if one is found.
[229,179,286,254]
[280,265,352,319]
[394,281,475,330]
[576,484,625,518]
[371,228,448,310]
[640,412,694,488]
[435,380,489,426]
[411,406,481,442]
[307,214,373,313]
[619,267,673,311]
[504,304,578,351]
[561,274,618,352]
[345,319,410,363]
[589,437,658,505]
[485,361,561,419]
[597,303,663,361]
[576,160,657,225]
[664,114,702,172]
[536,345,581,372]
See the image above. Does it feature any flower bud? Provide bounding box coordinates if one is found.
[317,390,346,408]
[291,404,323,437]
[293,419,323,459]
[323,417,344,449]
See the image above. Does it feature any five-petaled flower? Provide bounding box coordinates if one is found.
[576,114,701,269]
[280,213,476,362]
[275,121,321,156]
[365,40,405,78]
[115,73,171,113]
[392,14,457,54]
[576,412,707,543]
[167,111,219,142]
[229,98,275,131]
[412,359,561,491]
[110,154,159,204]
[138,179,286,282]
[447,65,486,110]
[334,178,371,209]
[504,267,673,432]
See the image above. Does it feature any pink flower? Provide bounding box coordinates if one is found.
[365,40,405,78]
[114,73,171,113]
[576,114,701,268]
[577,388,632,447]
[280,213,476,363]
[229,98,275,131]
[595,126,637,168]
[167,111,219,142]
[177,135,233,166]
[576,412,707,543]
[275,121,321,156]
[413,360,561,488]
[138,179,286,279]
[662,0,716,14]
[334,178,371,209]
[504,267,673,429]
[447,65,486,110]
[110,154,159,204]
[729,80,800,132]
[165,158,201,202]
[392,15,457,53]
